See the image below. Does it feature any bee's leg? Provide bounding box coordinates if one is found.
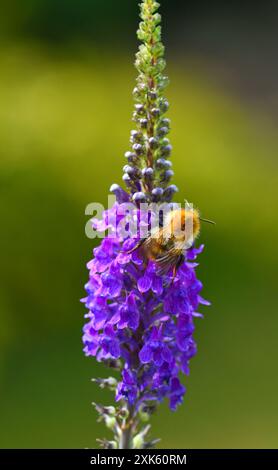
[171,254,185,284]
[142,258,148,270]
[172,265,177,282]
[176,254,185,272]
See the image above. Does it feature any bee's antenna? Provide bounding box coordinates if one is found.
[200,218,216,225]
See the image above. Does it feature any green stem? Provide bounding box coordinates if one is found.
[119,406,135,449]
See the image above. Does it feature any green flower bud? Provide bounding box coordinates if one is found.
[132,433,144,449]
[117,407,129,420]
[104,415,117,430]
[139,409,150,422]
[132,424,151,449]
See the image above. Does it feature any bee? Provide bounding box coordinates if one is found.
[126,208,214,277]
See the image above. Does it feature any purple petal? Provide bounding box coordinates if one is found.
[152,275,163,295]
[153,349,164,367]
[128,309,140,330]
[139,344,153,363]
[192,312,204,318]
[198,295,211,306]
[187,244,204,260]
[162,345,173,363]
[117,252,131,265]
[109,340,121,358]
[138,274,152,293]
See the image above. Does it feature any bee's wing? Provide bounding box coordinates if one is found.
[125,235,153,255]
[155,248,181,276]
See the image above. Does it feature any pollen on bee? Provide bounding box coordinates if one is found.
[164,208,201,241]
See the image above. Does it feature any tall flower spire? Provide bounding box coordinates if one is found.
[82,0,210,449]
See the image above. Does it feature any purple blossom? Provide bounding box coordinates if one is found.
[116,368,138,405]
[139,327,173,366]
[82,200,209,411]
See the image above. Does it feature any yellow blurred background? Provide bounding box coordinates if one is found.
[0,0,277,448]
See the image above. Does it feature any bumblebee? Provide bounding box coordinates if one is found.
[127,208,214,276]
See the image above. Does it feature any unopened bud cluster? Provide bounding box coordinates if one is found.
[122,0,178,205]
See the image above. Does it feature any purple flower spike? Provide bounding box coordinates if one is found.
[82,0,212,450]
[83,203,208,410]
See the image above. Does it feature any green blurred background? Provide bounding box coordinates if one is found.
[0,0,278,449]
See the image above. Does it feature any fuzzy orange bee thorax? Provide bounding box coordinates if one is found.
[165,208,201,241]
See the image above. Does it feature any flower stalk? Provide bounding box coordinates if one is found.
[82,0,209,449]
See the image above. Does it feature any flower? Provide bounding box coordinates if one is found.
[82,201,208,411]
[116,369,138,405]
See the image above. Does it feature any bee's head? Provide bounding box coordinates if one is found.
[182,208,201,239]
[182,208,216,231]
[167,208,200,240]
[165,207,214,246]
